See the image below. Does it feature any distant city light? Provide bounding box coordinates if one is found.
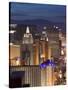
[9,43,20,47]
[46,37,48,41]
[43,26,47,29]
[59,73,62,78]
[16,57,20,65]
[16,60,20,66]
[42,31,46,34]
[56,26,58,29]
[24,34,29,38]
[42,31,47,38]
[61,49,64,55]
[40,54,45,58]
[53,25,56,28]
[10,42,13,45]
[59,70,62,78]
[53,25,59,29]
[40,37,43,40]
[59,70,62,73]
[10,24,17,28]
[9,30,16,34]
[59,29,62,31]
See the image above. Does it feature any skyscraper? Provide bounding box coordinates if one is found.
[21,26,34,65]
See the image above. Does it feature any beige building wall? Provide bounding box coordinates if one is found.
[46,66,54,86]
[41,69,46,86]
[10,45,20,66]
[33,41,39,65]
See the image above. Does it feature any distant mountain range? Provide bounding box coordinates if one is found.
[10,19,66,32]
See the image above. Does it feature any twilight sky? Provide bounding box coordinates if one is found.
[10,2,66,31]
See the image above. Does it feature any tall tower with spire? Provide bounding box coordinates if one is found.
[23,26,33,44]
[21,26,34,65]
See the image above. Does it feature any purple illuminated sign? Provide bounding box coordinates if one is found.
[40,59,55,68]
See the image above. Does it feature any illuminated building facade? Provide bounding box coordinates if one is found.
[9,2,66,87]
[9,25,66,87]
[21,26,34,65]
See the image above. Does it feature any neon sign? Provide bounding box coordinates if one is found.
[40,59,55,68]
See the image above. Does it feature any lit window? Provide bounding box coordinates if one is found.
[10,24,17,28]
[61,49,64,55]
[9,42,13,46]
[9,30,16,34]
[46,37,48,41]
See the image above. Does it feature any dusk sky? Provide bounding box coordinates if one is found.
[10,2,66,31]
